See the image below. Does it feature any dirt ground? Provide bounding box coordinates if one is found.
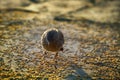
[0,0,120,80]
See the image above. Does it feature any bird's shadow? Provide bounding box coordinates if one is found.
[65,64,92,80]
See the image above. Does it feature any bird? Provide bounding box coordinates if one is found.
[41,28,64,59]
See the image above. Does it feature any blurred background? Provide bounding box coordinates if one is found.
[0,0,119,22]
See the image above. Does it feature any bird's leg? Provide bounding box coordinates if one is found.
[44,50,47,55]
[54,52,58,60]
[43,50,47,58]
[42,50,47,60]
[54,52,58,69]
[41,50,47,66]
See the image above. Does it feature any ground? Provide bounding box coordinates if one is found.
[0,0,120,80]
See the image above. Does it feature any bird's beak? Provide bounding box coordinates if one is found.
[60,47,64,52]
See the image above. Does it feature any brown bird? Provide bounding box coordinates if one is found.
[41,28,64,59]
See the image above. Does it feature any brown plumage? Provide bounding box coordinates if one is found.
[41,28,64,58]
